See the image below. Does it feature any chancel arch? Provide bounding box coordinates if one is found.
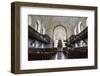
[53,24,67,48]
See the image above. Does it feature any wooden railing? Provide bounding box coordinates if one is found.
[28,25,50,44]
[65,27,88,47]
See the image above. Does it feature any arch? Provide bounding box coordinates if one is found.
[74,27,78,47]
[78,21,84,47]
[42,27,46,34]
[74,27,77,35]
[53,24,67,47]
[35,20,41,33]
[78,21,83,33]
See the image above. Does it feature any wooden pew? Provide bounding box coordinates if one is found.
[63,47,88,59]
[28,48,57,60]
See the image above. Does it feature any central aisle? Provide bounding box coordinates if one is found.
[54,51,66,60]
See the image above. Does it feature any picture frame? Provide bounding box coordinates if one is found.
[11,2,98,74]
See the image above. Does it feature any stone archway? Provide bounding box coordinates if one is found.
[53,24,67,48]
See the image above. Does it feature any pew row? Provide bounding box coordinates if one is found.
[28,48,57,60]
[63,47,88,59]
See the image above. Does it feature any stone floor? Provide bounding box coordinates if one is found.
[54,51,66,60]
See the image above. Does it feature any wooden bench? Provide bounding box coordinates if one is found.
[28,48,57,60]
[63,47,88,59]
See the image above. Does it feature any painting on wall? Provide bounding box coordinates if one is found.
[11,2,97,74]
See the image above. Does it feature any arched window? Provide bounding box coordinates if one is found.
[74,27,78,47]
[74,27,77,35]
[35,22,38,31]
[78,21,83,33]
[78,21,84,47]
[53,25,67,47]
[42,27,46,34]
[35,20,41,33]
